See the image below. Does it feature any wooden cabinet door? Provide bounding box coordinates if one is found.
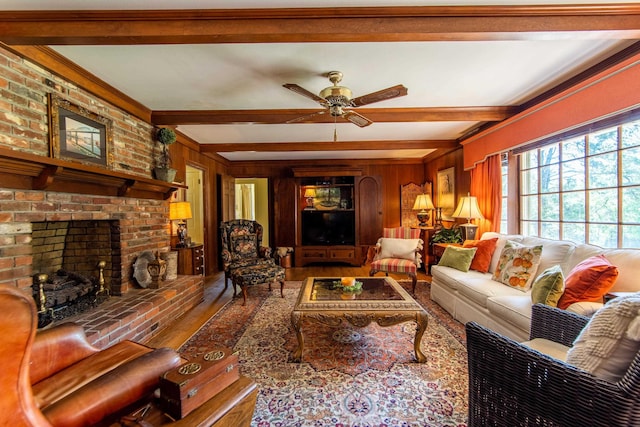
[356,175,383,247]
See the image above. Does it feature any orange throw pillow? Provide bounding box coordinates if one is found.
[463,238,498,273]
[557,255,619,310]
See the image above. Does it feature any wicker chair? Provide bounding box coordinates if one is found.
[466,304,640,427]
[369,227,423,294]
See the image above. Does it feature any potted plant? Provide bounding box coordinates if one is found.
[153,128,177,182]
[430,225,463,245]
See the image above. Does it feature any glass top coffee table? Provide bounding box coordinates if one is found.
[290,277,428,363]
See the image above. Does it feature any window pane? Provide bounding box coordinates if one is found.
[562,191,585,221]
[589,189,617,223]
[521,221,538,236]
[541,222,559,239]
[539,143,559,166]
[562,222,585,244]
[561,158,585,191]
[621,146,640,186]
[622,120,640,149]
[588,152,618,189]
[521,151,538,169]
[521,169,538,195]
[562,136,586,161]
[589,127,618,155]
[541,193,559,221]
[501,198,508,234]
[521,195,538,220]
[622,187,640,223]
[540,164,559,193]
[589,224,617,248]
[623,225,640,248]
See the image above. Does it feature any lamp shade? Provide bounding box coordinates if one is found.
[303,188,317,198]
[412,194,435,211]
[452,193,484,222]
[169,201,192,220]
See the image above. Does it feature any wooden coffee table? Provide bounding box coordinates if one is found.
[290,277,428,363]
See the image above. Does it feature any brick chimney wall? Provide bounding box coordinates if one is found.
[0,46,173,295]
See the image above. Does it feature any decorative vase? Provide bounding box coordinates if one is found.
[147,252,167,289]
[153,167,177,182]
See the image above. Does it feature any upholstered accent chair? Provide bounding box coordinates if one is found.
[466,303,640,427]
[369,227,423,294]
[220,219,284,304]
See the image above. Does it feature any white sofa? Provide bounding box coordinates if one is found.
[430,232,640,342]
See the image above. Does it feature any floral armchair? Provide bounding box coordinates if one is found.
[219,219,275,288]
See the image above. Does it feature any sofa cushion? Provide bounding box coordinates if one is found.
[603,249,640,292]
[557,255,619,310]
[521,338,570,362]
[530,265,565,307]
[521,236,574,276]
[566,293,640,382]
[457,277,526,308]
[463,238,498,273]
[564,242,603,275]
[438,246,477,272]
[431,265,491,291]
[481,232,524,273]
[492,240,543,292]
[486,295,533,332]
[377,238,421,261]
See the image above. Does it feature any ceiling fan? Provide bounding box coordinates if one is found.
[283,71,408,128]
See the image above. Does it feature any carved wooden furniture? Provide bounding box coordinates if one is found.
[175,244,204,275]
[0,283,183,427]
[291,277,428,363]
[368,227,423,293]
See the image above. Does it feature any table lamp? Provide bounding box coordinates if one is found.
[452,193,484,240]
[169,201,193,248]
[412,194,435,227]
[304,188,316,209]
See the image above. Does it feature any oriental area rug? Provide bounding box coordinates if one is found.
[179,280,468,427]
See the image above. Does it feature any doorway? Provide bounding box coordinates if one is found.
[235,178,269,245]
[185,165,204,246]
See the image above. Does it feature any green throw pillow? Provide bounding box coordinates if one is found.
[438,246,477,272]
[530,264,565,307]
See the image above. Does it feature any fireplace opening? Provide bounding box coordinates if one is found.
[31,220,121,327]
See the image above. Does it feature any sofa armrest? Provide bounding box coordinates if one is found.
[259,246,273,258]
[529,303,589,347]
[30,322,99,385]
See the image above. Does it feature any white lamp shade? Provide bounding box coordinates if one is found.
[452,194,484,222]
[412,194,435,211]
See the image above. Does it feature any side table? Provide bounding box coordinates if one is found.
[412,227,436,273]
[175,244,204,275]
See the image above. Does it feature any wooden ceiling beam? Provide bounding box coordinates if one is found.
[1,5,640,45]
[152,107,517,125]
[199,139,458,153]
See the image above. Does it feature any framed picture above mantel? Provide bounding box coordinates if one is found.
[48,93,114,169]
[437,167,456,220]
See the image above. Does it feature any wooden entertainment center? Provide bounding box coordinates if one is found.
[293,167,382,267]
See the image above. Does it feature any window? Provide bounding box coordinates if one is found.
[500,153,508,234]
[519,118,640,248]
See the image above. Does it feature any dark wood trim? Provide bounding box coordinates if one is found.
[0,147,185,200]
[152,107,517,125]
[1,5,640,45]
[200,140,458,153]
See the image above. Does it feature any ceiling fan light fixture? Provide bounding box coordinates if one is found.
[319,86,352,104]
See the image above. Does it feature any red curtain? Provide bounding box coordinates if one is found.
[470,154,502,237]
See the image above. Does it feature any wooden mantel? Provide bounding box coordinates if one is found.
[0,147,185,200]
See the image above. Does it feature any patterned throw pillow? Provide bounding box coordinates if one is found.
[530,265,565,307]
[230,233,257,260]
[492,240,543,292]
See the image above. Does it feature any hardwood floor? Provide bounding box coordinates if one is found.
[146,265,431,350]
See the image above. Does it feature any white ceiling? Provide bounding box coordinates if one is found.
[2,0,638,161]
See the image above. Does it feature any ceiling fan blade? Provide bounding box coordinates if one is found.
[285,110,326,124]
[283,84,328,106]
[350,84,408,107]
[342,110,373,128]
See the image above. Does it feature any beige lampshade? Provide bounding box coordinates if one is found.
[452,193,484,223]
[303,188,317,198]
[412,194,435,211]
[169,201,192,220]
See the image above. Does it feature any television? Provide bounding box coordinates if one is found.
[301,211,355,246]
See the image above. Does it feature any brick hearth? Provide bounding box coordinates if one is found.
[62,275,204,349]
